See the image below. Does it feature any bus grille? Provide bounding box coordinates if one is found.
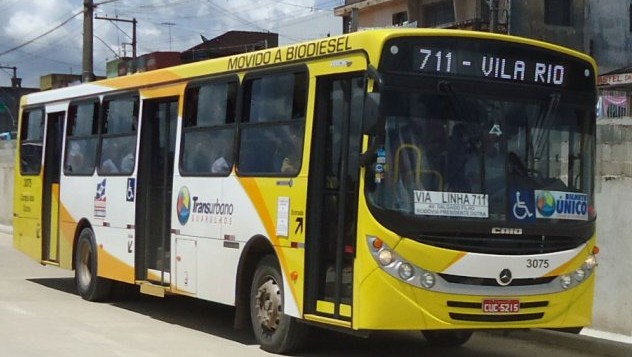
[447,301,548,322]
[439,274,556,287]
[449,312,545,322]
[415,233,585,255]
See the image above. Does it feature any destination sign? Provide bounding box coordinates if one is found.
[413,47,566,86]
[381,37,595,90]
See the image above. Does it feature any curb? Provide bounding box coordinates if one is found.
[485,329,631,357]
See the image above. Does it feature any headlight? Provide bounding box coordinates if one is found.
[583,254,597,271]
[560,275,572,289]
[421,272,436,289]
[574,268,586,282]
[367,236,437,290]
[398,263,414,280]
[377,249,394,266]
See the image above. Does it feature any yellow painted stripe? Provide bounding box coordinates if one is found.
[58,202,78,269]
[98,245,135,284]
[238,177,301,310]
[238,178,278,243]
[101,69,183,90]
[440,251,467,272]
[304,314,352,328]
[48,184,60,260]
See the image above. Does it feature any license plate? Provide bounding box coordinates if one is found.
[482,299,520,313]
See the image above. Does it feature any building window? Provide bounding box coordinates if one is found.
[422,0,455,27]
[629,4,632,32]
[392,11,408,26]
[544,0,572,26]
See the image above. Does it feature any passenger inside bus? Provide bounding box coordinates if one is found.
[66,141,85,174]
[100,141,120,174]
[210,134,231,174]
[279,130,302,174]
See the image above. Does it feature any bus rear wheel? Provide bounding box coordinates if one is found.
[250,255,307,354]
[74,228,112,301]
[422,330,473,347]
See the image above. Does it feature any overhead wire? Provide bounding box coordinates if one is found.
[3,0,343,84]
[0,9,84,57]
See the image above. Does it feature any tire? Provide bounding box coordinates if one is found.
[250,255,308,354]
[74,228,112,301]
[422,330,473,347]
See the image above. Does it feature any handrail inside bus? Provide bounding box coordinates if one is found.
[393,144,443,190]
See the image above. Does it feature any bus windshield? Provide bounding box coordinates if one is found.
[366,85,596,229]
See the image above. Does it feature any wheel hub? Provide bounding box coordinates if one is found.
[254,278,282,331]
[77,241,92,288]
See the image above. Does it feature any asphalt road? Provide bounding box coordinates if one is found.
[1,230,629,357]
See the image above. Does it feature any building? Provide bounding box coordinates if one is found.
[107,52,182,78]
[334,0,509,33]
[104,31,279,77]
[334,0,632,118]
[40,74,83,91]
[181,30,278,64]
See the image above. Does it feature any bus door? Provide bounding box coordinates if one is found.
[42,111,64,263]
[305,74,364,321]
[136,97,178,285]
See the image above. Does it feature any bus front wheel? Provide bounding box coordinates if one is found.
[422,330,473,347]
[74,228,112,301]
[250,255,307,354]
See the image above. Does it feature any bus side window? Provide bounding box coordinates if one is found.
[98,95,139,176]
[64,101,99,176]
[180,80,237,176]
[238,71,307,176]
[19,109,45,175]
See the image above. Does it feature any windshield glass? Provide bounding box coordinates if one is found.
[366,87,595,224]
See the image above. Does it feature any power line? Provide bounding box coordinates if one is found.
[0,9,84,57]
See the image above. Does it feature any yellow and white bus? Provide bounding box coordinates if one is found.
[14,28,598,353]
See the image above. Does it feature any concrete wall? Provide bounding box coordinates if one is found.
[0,140,15,226]
[586,1,632,74]
[593,118,632,336]
[510,0,586,52]
[358,0,407,28]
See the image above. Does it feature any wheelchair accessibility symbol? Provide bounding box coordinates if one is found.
[511,190,535,221]
[126,178,136,202]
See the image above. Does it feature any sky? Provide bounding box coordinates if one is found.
[0,0,344,88]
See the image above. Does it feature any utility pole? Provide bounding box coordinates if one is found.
[0,65,21,88]
[350,8,359,33]
[95,15,137,73]
[82,0,95,82]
